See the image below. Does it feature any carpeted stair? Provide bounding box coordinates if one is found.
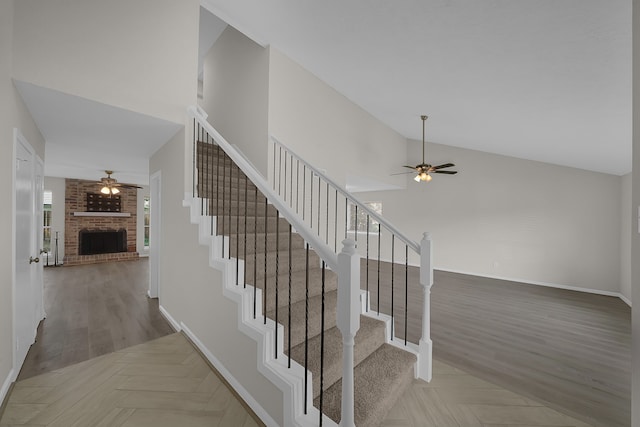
[197,142,416,426]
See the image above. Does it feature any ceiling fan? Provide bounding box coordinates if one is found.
[97,170,142,195]
[395,115,457,182]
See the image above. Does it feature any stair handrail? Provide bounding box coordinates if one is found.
[271,136,420,254]
[188,105,338,271]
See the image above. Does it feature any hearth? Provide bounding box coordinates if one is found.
[79,229,127,255]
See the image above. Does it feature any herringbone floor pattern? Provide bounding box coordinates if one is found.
[381,360,593,427]
[0,333,262,427]
[0,332,592,427]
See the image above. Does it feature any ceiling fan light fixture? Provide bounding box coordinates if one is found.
[111,187,120,195]
[100,186,111,195]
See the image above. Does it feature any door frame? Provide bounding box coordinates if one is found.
[148,170,161,299]
[11,128,43,380]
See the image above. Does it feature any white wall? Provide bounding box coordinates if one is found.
[268,47,407,190]
[631,0,640,423]
[43,176,65,263]
[150,128,284,426]
[12,0,199,124]
[200,26,270,176]
[1,0,46,402]
[137,185,150,256]
[357,140,623,294]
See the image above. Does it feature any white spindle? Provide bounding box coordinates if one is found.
[337,239,360,427]
[418,232,433,381]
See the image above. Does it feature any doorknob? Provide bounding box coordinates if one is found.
[39,249,47,254]
[29,256,39,264]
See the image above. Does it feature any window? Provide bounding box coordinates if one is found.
[348,201,382,233]
[43,191,52,253]
[144,196,150,248]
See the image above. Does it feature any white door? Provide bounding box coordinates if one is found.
[13,129,43,377]
[148,171,161,298]
[34,158,45,322]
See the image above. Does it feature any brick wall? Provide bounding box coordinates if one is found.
[63,178,139,266]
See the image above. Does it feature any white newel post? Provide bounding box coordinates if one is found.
[337,239,360,427]
[418,232,433,381]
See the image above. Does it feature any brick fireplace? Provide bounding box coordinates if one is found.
[63,178,139,266]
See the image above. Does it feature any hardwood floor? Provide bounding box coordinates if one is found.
[18,259,174,380]
[363,261,631,427]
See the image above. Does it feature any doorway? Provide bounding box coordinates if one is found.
[13,128,44,379]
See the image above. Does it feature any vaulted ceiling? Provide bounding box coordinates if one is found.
[202,0,631,175]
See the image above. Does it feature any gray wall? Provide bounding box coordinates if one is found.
[200,26,270,176]
[358,140,623,294]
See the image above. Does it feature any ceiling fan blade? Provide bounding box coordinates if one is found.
[391,171,416,176]
[403,165,418,170]
[432,163,455,170]
[434,170,457,175]
[118,184,143,189]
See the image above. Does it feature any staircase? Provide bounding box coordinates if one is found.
[197,141,416,426]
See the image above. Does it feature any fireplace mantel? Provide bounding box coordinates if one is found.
[73,212,131,217]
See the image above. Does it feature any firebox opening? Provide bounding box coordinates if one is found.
[79,229,127,255]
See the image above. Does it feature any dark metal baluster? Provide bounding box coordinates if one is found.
[278,145,283,197]
[244,175,248,289]
[222,152,226,257]
[199,124,203,215]
[310,171,313,230]
[344,198,348,239]
[377,227,381,315]
[354,205,358,243]
[304,243,310,414]
[275,209,279,359]
[405,244,409,345]
[319,260,326,427]
[264,197,268,325]
[288,224,292,368]
[391,234,395,341]
[325,182,329,245]
[317,175,321,236]
[283,150,287,202]
[302,165,306,221]
[334,190,338,252]
[209,135,214,234]
[204,133,208,217]
[192,119,196,197]
[215,141,220,237]
[227,155,232,259]
[366,215,370,312]
[254,185,258,319]
[236,163,240,286]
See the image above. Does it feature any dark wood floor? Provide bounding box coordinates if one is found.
[18,259,174,380]
[362,260,631,427]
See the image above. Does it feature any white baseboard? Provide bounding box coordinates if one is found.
[437,268,629,303]
[180,323,279,427]
[0,368,15,409]
[159,305,181,332]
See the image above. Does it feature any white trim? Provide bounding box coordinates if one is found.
[148,171,161,299]
[159,305,181,332]
[73,212,131,217]
[181,323,280,427]
[0,368,15,407]
[437,267,627,300]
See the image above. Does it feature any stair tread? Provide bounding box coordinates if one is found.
[317,343,416,427]
[268,290,338,349]
[289,315,387,399]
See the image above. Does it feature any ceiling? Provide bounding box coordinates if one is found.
[16,81,182,186]
[202,0,632,176]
